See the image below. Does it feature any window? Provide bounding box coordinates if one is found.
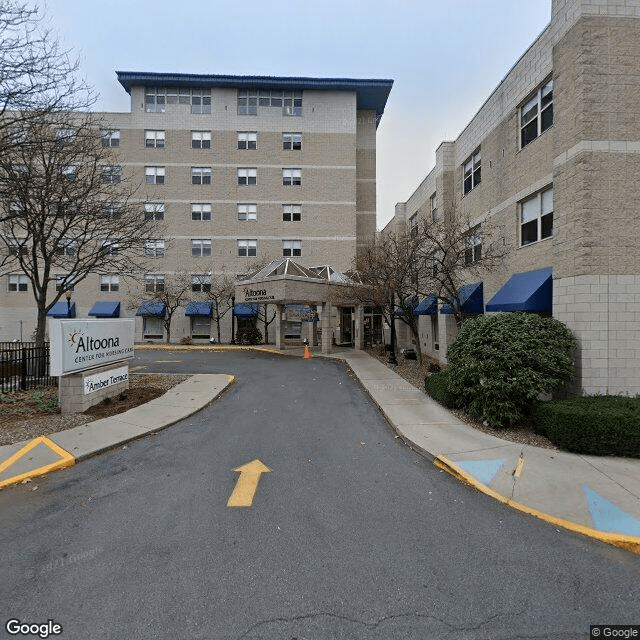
[145,166,165,185]
[144,202,164,221]
[145,239,165,257]
[6,237,27,257]
[191,239,211,257]
[191,203,211,221]
[145,88,166,113]
[101,129,120,148]
[100,203,122,219]
[430,193,438,221]
[100,275,119,292]
[191,316,211,339]
[8,274,28,292]
[282,204,301,222]
[465,226,482,265]
[56,239,77,257]
[9,127,28,143]
[521,187,553,246]
[237,167,257,185]
[61,165,76,181]
[463,150,481,195]
[192,274,211,292]
[282,240,302,257]
[237,90,258,115]
[238,239,257,257]
[191,131,211,149]
[409,213,418,237]
[191,167,212,185]
[238,90,302,115]
[143,317,163,339]
[237,132,257,150]
[283,91,303,116]
[101,165,121,184]
[55,128,76,143]
[282,133,302,150]
[521,79,553,148]
[102,239,119,255]
[191,89,211,114]
[145,130,165,148]
[145,274,165,293]
[237,203,257,221]
[282,168,301,186]
[55,275,74,292]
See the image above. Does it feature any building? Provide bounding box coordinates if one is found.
[0,72,392,344]
[388,0,640,396]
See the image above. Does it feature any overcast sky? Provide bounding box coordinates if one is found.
[44,0,551,229]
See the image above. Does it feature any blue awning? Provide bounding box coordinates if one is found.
[413,294,438,316]
[440,282,484,315]
[47,301,76,318]
[234,303,259,317]
[486,267,553,313]
[185,301,213,317]
[136,301,166,317]
[88,301,121,318]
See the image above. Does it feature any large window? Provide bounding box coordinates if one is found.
[192,274,211,292]
[101,239,119,255]
[191,203,211,221]
[144,87,211,113]
[143,317,163,339]
[464,226,482,265]
[238,239,257,257]
[282,204,301,222]
[101,129,120,148]
[190,89,211,114]
[8,274,28,292]
[521,187,553,246]
[238,90,302,116]
[55,275,74,292]
[191,239,211,257]
[282,133,302,150]
[463,150,481,195]
[237,168,257,186]
[56,239,77,257]
[145,239,165,257]
[237,132,257,150]
[145,130,165,148]
[191,167,212,185]
[144,202,165,221]
[101,165,121,184]
[237,203,257,221]
[282,240,302,257]
[145,166,165,185]
[282,168,301,186]
[191,131,211,149]
[100,275,119,292]
[520,79,553,148]
[145,274,165,293]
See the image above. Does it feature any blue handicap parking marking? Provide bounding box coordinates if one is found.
[583,485,640,536]
[456,459,506,485]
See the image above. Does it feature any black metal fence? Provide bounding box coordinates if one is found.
[0,342,56,393]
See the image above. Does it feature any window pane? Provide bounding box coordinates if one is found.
[521,196,539,223]
[541,104,553,132]
[521,119,538,147]
[521,219,538,245]
[541,212,553,239]
[541,188,553,215]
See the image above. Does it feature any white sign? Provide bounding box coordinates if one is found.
[83,366,129,395]
[49,318,135,376]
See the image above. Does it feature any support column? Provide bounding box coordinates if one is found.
[354,304,364,350]
[320,302,332,354]
[275,304,284,350]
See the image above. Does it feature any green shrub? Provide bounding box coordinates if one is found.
[534,395,640,457]
[424,371,456,407]
[446,313,577,428]
[236,326,263,345]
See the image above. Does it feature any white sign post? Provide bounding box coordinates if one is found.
[49,319,135,414]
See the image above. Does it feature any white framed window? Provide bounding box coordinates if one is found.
[409,213,418,237]
[463,150,481,195]
[191,316,211,339]
[144,202,164,221]
[191,238,211,257]
[191,131,211,149]
[237,131,257,150]
[9,127,28,143]
[237,203,257,221]
[520,186,553,246]
[282,239,302,257]
[101,239,119,255]
[55,275,74,292]
[191,89,211,114]
[521,78,553,148]
[145,166,165,185]
[192,274,211,292]
[282,168,301,186]
[100,203,122,218]
[101,129,120,148]
[282,204,301,222]
[145,130,165,148]
[282,132,302,150]
[237,167,257,186]
[238,239,257,257]
[143,316,163,339]
[61,165,76,181]
[101,165,121,184]
[100,275,119,292]
[56,239,77,257]
[55,128,76,143]
[191,167,212,185]
[237,90,258,115]
[145,273,165,293]
[6,237,27,257]
[430,192,438,221]
[145,239,165,257]
[283,91,303,116]
[464,226,482,265]
[144,88,166,113]
[8,274,28,292]
[191,203,211,221]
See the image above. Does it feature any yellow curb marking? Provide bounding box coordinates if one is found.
[513,455,525,478]
[434,454,640,555]
[0,436,75,490]
[227,459,271,508]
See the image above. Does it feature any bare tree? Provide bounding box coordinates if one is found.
[0,114,158,347]
[255,305,277,344]
[200,271,234,344]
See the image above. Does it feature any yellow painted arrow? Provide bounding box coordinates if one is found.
[227,459,271,508]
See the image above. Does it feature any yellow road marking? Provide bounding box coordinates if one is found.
[0,436,75,490]
[227,459,271,508]
[514,455,525,478]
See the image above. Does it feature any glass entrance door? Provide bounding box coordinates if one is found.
[340,307,354,345]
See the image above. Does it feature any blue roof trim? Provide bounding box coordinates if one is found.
[88,301,121,318]
[486,267,553,313]
[440,282,484,315]
[234,303,259,318]
[47,301,76,318]
[136,301,166,317]
[116,71,393,124]
[185,302,213,317]
[414,295,438,316]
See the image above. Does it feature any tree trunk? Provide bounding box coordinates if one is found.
[35,306,47,350]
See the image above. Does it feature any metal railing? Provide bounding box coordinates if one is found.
[0,342,56,392]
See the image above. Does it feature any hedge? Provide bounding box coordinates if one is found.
[534,395,640,457]
[424,371,456,408]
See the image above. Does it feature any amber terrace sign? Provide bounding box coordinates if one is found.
[49,319,135,376]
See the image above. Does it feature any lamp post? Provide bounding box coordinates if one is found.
[230,296,236,344]
[387,292,397,366]
[65,291,72,318]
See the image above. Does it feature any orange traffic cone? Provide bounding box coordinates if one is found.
[304,344,312,359]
